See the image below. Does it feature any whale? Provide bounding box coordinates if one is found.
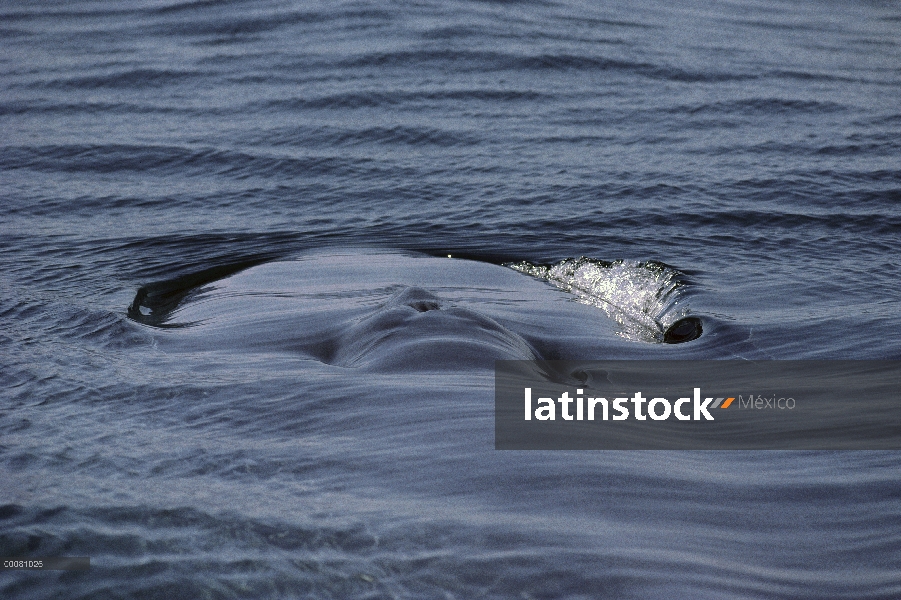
[127,249,703,371]
[328,286,541,369]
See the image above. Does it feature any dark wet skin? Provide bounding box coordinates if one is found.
[663,317,703,344]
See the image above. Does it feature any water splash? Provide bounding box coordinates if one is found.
[508,257,698,343]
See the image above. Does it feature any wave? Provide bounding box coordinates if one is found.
[259,88,549,111]
[329,49,749,82]
[242,124,483,149]
[509,257,698,343]
[680,98,847,116]
[0,144,372,179]
[28,69,208,91]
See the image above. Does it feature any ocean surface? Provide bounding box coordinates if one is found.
[2,0,900,597]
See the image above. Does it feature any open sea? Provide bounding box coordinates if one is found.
[2,0,900,598]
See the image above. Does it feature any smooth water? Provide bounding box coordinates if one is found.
[2,0,900,598]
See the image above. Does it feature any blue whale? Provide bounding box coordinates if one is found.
[128,250,702,372]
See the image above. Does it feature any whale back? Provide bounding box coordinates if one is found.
[128,250,707,372]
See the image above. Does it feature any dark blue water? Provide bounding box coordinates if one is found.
[2,0,900,597]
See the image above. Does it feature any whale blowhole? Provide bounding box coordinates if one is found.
[662,316,703,344]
